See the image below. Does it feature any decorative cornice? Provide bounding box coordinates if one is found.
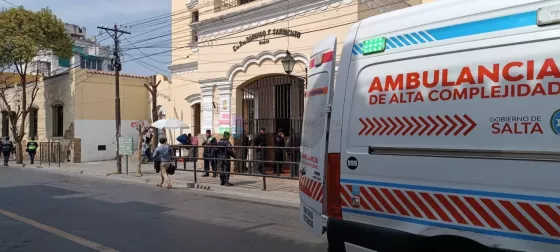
[199,77,230,91]
[193,0,410,42]
[186,0,198,9]
[185,93,202,104]
[227,50,309,82]
[169,61,198,73]
[195,0,354,41]
[199,77,229,84]
[173,69,197,76]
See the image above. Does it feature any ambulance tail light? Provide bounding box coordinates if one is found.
[324,153,342,219]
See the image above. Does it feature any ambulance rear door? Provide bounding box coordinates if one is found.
[299,35,337,235]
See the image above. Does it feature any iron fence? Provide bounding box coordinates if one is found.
[170,145,300,191]
[39,141,61,167]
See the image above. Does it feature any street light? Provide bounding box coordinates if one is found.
[281,50,295,75]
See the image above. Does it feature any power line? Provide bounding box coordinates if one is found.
[121,0,395,52]
[1,0,16,7]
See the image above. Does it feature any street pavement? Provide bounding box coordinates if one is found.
[0,167,326,252]
[31,160,300,207]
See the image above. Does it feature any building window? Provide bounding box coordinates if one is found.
[29,108,38,138]
[192,30,198,43]
[36,61,51,75]
[80,56,104,70]
[86,58,92,69]
[1,111,8,137]
[215,0,255,11]
[192,11,199,22]
[96,59,103,71]
[52,104,64,137]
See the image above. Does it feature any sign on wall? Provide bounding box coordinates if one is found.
[118,137,133,156]
[233,29,302,52]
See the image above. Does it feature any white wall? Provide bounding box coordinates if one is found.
[75,119,148,162]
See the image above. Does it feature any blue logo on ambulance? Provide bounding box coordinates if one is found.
[550,109,560,135]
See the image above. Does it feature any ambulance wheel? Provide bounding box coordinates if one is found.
[423,236,487,252]
[327,234,345,252]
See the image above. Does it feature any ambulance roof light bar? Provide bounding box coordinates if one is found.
[362,36,386,55]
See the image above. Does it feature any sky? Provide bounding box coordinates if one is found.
[3,0,173,76]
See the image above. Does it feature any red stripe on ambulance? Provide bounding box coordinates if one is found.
[341,184,560,239]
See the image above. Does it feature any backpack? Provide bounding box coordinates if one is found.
[2,140,12,152]
[167,163,176,175]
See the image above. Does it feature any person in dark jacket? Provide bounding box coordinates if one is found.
[274,128,285,175]
[202,129,217,177]
[1,136,14,166]
[253,127,267,174]
[216,131,236,186]
[239,130,250,173]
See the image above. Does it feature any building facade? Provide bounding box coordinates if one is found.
[30,23,113,77]
[162,0,435,144]
[0,69,150,163]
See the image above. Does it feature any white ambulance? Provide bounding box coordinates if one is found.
[299,0,560,251]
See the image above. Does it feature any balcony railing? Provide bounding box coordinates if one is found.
[214,0,256,12]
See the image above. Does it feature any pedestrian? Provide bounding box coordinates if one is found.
[26,136,38,164]
[274,128,285,175]
[153,139,161,173]
[202,129,217,177]
[216,131,235,186]
[152,137,175,189]
[253,127,267,174]
[241,130,249,173]
[191,133,199,162]
[1,136,14,166]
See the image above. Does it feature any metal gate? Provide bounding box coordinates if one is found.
[39,141,61,166]
[235,75,304,175]
[236,75,304,136]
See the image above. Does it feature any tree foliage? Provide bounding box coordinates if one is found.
[0,7,73,164]
[0,7,72,67]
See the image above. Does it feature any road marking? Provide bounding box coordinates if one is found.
[53,193,105,199]
[0,208,118,252]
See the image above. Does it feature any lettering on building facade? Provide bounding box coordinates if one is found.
[233,29,302,52]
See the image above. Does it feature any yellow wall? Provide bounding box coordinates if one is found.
[74,69,150,121]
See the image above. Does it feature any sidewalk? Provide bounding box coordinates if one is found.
[25,159,300,207]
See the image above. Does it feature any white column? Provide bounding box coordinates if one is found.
[201,85,214,132]
[217,84,232,135]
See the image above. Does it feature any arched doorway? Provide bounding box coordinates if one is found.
[191,103,201,136]
[237,74,304,139]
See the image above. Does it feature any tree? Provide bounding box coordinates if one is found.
[144,75,161,153]
[132,121,151,177]
[0,7,73,163]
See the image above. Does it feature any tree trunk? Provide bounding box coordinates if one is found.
[151,89,158,153]
[15,138,22,164]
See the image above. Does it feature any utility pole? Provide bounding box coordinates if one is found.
[98,24,130,174]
